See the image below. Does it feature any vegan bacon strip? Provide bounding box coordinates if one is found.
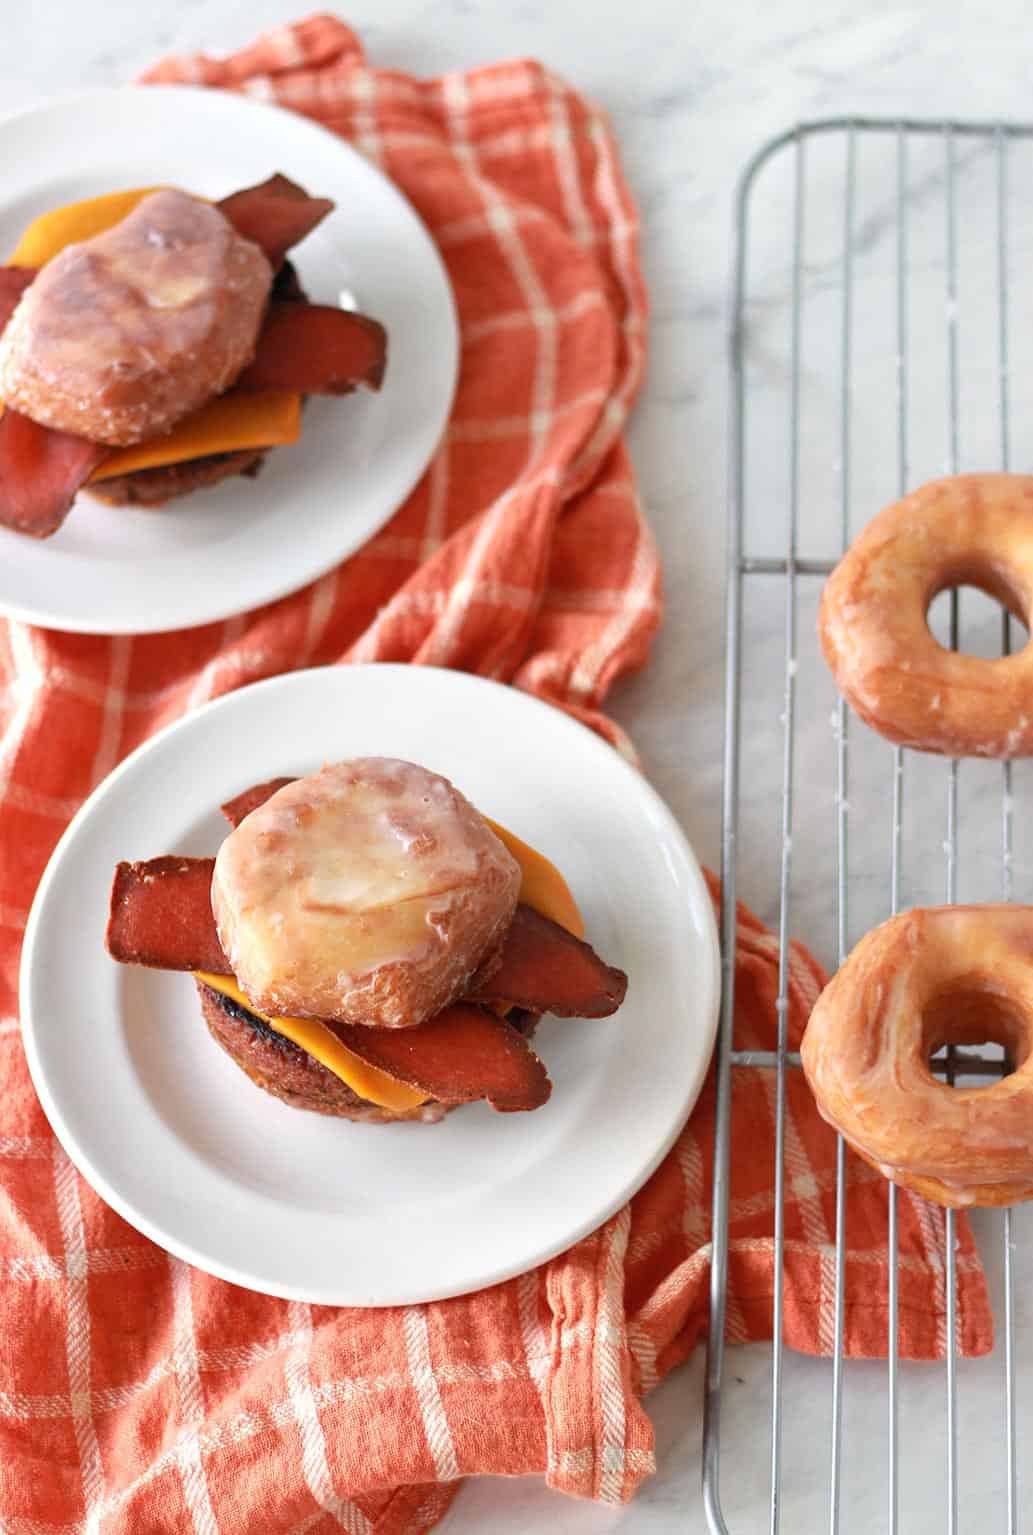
[234,303,387,396]
[0,249,108,538]
[0,267,35,332]
[216,174,335,269]
[220,777,296,827]
[329,1004,552,1112]
[468,902,628,1017]
[107,856,229,974]
[0,409,108,538]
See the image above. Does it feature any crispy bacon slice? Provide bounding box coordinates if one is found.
[0,267,35,332]
[0,410,108,538]
[220,777,296,828]
[468,903,627,1017]
[217,174,334,269]
[106,856,229,974]
[330,1003,552,1112]
[234,303,387,396]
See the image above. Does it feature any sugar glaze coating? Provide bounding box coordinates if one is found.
[212,758,521,1029]
[802,904,1033,1207]
[0,189,272,445]
[820,474,1033,758]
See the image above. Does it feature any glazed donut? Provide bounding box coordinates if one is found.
[819,473,1033,757]
[0,190,272,446]
[212,758,521,1030]
[801,905,1033,1207]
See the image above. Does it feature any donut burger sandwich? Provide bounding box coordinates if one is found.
[0,176,386,536]
[106,759,628,1122]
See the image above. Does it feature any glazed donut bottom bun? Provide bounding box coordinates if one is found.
[801,905,1033,1208]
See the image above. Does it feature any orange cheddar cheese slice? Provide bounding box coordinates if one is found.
[90,393,301,481]
[6,186,302,477]
[484,819,584,1019]
[193,969,431,1113]
[485,818,584,938]
[8,188,166,265]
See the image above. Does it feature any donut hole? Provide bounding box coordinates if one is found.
[921,985,1028,1083]
[926,570,1030,659]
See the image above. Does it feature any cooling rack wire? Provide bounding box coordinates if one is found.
[703,117,1033,1534]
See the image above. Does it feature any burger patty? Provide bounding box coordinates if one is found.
[91,449,266,507]
[196,980,541,1123]
[89,262,307,510]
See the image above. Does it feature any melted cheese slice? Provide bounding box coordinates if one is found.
[485,819,584,938]
[6,187,301,475]
[90,393,300,480]
[193,819,583,1112]
[194,969,430,1113]
[9,188,168,265]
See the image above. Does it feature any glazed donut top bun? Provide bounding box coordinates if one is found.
[212,759,522,1030]
[0,190,272,446]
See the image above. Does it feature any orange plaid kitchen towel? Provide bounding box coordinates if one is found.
[0,15,991,1534]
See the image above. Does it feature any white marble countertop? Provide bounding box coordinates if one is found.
[8,2,1033,1530]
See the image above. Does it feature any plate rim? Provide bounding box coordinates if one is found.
[19,665,720,1304]
[0,85,459,636]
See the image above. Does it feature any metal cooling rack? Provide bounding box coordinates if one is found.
[703,118,1033,1534]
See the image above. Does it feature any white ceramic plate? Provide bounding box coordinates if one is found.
[0,88,458,634]
[20,667,719,1305]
